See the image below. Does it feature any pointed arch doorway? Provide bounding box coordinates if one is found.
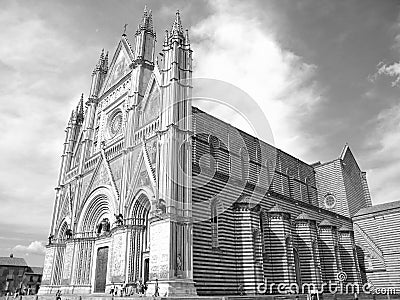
[128,193,151,284]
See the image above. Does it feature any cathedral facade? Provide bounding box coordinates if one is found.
[41,9,366,297]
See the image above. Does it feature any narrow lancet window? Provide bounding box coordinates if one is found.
[211,198,219,248]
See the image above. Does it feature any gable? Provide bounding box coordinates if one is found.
[86,158,112,199]
[102,39,133,93]
[125,147,156,202]
[341,146,361,173]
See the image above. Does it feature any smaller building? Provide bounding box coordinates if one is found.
[353,200,400,292]
[0,254,43,296]
[24,267,43,295]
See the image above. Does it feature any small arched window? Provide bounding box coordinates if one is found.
[266,159,275,188]
[210,197,222,249]
[305,177,312,204]
[209,135,220,172]
[240,148,248,182]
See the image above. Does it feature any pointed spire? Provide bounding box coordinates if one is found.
[79,93,84,114]
[76,94,84,124]
[93,49,105,73]
[164,29,169,45]
[148,9,154,30]
[171,10,184,37]
[137,6,154,34]
[68,109,75,124]
[102,51,109,72]
[184,29,190,45]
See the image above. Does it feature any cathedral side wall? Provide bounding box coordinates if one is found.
[353,206,400,292]
[191,108,356,296]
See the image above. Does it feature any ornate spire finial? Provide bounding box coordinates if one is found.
[103,51,109,71]
[171,10,184,36]
[69,109,75,123]
[93,49,104,73]
[137,5,154,33]
[76,93,84,123]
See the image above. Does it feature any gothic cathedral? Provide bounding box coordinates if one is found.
[41,8,368,297]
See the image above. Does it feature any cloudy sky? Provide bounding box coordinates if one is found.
[1,0,399,266]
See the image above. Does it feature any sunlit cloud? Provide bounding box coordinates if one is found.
[190,0,323,159]
[13,241,46,256]
[365,103,400,203]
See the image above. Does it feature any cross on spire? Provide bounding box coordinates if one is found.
[123,23,128,36]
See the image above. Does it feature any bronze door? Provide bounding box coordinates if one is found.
[94,246,108,293]
[144,258,149,284]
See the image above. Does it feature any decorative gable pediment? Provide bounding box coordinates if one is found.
[126,146,157,202]
[101,38,133,94]
[84,157,112,201]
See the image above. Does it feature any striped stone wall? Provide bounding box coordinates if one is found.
[318,222,341,288]
[353,202,400,292]
[191,108,360,296]
[338,227,361,284]
[265,208,295,292]
[294,216,322,290]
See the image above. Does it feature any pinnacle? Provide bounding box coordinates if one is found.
[76,93,84,124]
[137,5,154,33]
[164,29,169,45]
[102,51,109,71]
[184,29,190,45]
[171,10,184,36]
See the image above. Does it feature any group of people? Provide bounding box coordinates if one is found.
[4,287,38,299]
[110,278,159,297]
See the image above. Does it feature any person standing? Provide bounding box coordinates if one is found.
[154,279,159,297]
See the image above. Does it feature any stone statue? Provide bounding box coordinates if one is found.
[177,254,182,271]
[156,199,166,214]
[114,213,124,226]
[102,218,110,232]
[65,229,73,239]
[48,234,54,245]
[97,218,111,236]
[176,253,183,277]
[96,223,102,235]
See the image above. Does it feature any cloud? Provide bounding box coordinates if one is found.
[13,241,46,256]
[364,103,400,203]
[369,61,400,87]
[0,1,95,238]
[190,0,323,158]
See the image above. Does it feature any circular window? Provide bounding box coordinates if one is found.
[108,110,122,138]
[324,194,336,209]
